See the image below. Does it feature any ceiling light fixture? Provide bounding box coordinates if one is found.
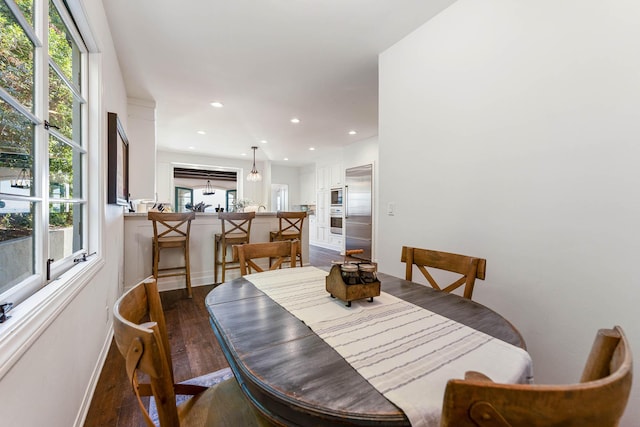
[203,180,216,195]
[10,168,31,189]
[260,140,268,144]
[247,146,262,182]
[290,117,300,124]
[210,101,224,108]
[348,130,357,135]
[197,130,206,135]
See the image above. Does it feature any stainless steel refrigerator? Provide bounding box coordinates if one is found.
[344,164,372,261]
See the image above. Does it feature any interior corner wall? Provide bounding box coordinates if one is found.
[377,1,640,424]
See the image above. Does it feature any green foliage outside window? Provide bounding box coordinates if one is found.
[0,0,79,238]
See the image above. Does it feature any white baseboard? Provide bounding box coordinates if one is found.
[73,324,114,427]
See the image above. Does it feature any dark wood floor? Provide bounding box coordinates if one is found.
[83,245,346,427]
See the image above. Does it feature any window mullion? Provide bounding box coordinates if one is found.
[3,0,43,47]
[48,130,87,154]
[34,0,50,281]
[48,59,85,105]
[0,87,41,125]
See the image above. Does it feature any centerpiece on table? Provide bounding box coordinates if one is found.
[326,249,381,307]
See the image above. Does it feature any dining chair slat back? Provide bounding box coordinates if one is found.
[235,240,299,276]
[401,246,486,300]
[113,277,272,427]
[269,211,306,267]
[148,211,195,297]
[440,325,633,427]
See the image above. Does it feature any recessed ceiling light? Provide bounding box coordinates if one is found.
[290,117,300,124]
[197,130,206,135]
[260,140,268,144]
[309,147,315,151]
[210,101,224,108]
[188,146,195,150]
[348,130,357,135]
[284,157,289,161]
[241,152,247,156]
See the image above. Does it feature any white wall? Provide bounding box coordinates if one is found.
[0,0,129,425]
[378,1,640,424]
[127,97,156,200]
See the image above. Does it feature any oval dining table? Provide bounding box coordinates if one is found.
[205,267,527,427]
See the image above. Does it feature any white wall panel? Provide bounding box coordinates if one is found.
[379,1,640,424]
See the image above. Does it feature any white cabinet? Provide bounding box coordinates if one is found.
[311,191,343,251]
[309,214,318,244]
[317,226,329,243]
[316,166,329,191]
[318,162,342,190]
[328,234,344,249]
[311,161,343,251]
[300,169,316,204]
[316,191,329,226]
[330,162,343,188]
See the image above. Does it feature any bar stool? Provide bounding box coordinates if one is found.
[269,211,306,267]
[214,212,255,284]
[148,211,196,298]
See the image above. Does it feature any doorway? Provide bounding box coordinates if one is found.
[271,184,289,211]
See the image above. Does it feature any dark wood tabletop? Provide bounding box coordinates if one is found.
[205,270,526,427]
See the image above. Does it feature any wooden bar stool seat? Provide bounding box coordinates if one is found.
[148,211,195,298]
[269,211,306,267]
[214,212,255,284]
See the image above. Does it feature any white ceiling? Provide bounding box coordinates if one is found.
[103,0,455,166]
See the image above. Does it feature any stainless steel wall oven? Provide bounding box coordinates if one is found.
[330,206,343,235]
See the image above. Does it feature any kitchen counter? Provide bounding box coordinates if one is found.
[123,212,309,291]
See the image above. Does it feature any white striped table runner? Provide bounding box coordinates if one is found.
[245,266,533,427]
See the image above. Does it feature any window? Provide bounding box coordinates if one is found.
[0,0,88,307]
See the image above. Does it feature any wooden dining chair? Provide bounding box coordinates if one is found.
[440,325,633,427]
[113,277,272,427]
[214,211,255,284]
[401,246,486,300]
[269,211,306,267]
[148,211,195,298]
[234,240,299,276]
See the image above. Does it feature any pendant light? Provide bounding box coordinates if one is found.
[203,179,215,195]
[247,146,262,182]
[10,168,31,189]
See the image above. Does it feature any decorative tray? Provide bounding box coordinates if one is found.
[325,263,381,307]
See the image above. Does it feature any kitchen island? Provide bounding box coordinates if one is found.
[123,212,309,292]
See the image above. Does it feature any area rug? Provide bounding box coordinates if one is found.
[148,367,234,425]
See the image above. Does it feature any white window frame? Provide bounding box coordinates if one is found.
[0,0,104,378]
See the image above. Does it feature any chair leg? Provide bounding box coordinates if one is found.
[221,243,227,283]
[214,239,219,284]
[152,242,159,279]
[184,244,192,298]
